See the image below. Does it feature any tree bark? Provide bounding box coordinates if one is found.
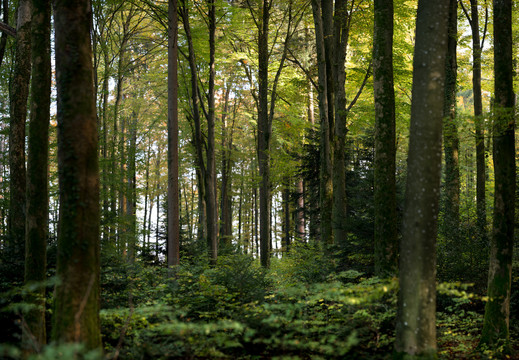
[480,0,515,348]
[394,0,449,356]
[373,0,397,277]
[52,0,101,349]
[167,0,180,267]
[8,0,31,267]
[23,0,51,352]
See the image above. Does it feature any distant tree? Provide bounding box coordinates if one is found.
[460,0,488,238]
[480,0,515,349]
[51,0,101,349]
[442,0,460,265]
[373,0,397,277]
[394,0,449,357]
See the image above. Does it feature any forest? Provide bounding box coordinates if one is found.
[0,0,518,358]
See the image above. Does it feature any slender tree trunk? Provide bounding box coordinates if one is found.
[373,0,397,277]
[23,0,51,352]
[257,0,272,267]
[394,0,449,356]
[442,0,460,264]
[471,0,487,238]
[167,0,180,267]
[126,113,137,262]
[480,0,515,348]
[310,0,333,246]
[8,0,31,266]
[52,0,101,348]
[205,0,218,261]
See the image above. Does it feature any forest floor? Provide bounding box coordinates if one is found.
[1,248,518,359]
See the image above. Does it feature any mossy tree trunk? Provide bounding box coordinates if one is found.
[51,0,101,349]
[480,0,515,348]
[23,0,51,353]
[373,0,397,277]
[394,0,449,357]
[8,0,31,269]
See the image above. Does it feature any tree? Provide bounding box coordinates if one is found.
[442,0,460,265]
[8,0,31,267]
[23,0,51,352]
[167,0,180,267]
[373,0,397,277]
[51,0,101,349]
[180,0,218,261]
[479,0,515,348]
[460,0,488,239]
[394,0,449,357]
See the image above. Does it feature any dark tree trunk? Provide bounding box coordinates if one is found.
[181,0,217,261]
[167,0,180,267]
[480,0,515,348]
[23,0,51,352]
[331,0,350,247]
[310,0,332,246]
[0,0,10,67]
[394,0,449,356]
[52,0,101,349]
[373,0,397,277]
[257,0,271,268]
[8,0,31,266]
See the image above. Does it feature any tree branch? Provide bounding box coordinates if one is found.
[0,21,15,37]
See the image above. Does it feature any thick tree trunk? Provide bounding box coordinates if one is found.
[442,0,460,264]
[52,0,101,349]
[394,0,449,356]
[373,0,397,277]
[480,0,515,348]
[23,0,51,352]
[8,0,31,266]
[331,0,349,247]
[167,0,180,267]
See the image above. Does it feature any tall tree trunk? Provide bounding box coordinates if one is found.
[480,0,515,348]
[442,0,460,265]
[394,0,449,356]
[220,83,235,247]
[23,0,51,352]
[257,0,272,267]
[8,0,31,267]
[310,0,333,246]
[373,0,397,277]
[52,0,101,349]
[331,0,350,247]
[167,0,180,267]
[126,112,137,262]
[205,0,218,262]
[181,0,217,261]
